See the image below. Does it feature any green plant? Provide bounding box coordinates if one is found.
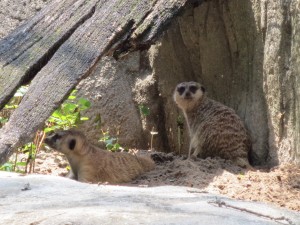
[99,129,124,151]
[44,90,91,133]
[0,162,14,171]
[139,104,150,117]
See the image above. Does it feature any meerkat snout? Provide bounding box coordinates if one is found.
[45,132,62,149]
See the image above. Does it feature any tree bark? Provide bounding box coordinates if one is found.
[0,0,191,164]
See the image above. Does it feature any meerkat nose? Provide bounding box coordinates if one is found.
[185,92,191,98]
[44,136,55,147]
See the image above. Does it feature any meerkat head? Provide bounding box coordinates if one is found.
[45,130,86,156]
[173,81,206,111]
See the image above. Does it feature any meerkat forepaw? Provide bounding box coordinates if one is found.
[189,154,199,161]
[235,158,253,170]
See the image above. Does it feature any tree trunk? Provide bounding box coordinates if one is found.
[0,0,190,164]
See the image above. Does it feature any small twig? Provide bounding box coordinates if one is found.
[150,128,158,151]
[13,150,19,172]
[25,155,33,173]
[208,199,295,225]
[32,130,46,173]
[186,189,208,194]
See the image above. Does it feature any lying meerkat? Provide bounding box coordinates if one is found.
[173,81,252,168]
[45,130,155,184]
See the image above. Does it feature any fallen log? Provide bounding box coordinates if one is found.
[0,0,194,164]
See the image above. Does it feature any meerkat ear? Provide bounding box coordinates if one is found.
[200,86,206,93]
[69,139,76,150]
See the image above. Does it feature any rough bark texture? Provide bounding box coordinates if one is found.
[0,0,190,164]
[75,54,146,148]
[77,50,170,151]
[1,0,300,166]
[0,0,51,39]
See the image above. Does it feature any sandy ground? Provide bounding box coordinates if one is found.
[21,149,299,212]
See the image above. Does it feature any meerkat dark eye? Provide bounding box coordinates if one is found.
[201,86,206,93]
[189,85,198,94]
[69,139,76,150]
[177,86,185,95]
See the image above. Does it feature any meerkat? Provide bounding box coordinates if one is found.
[173,81,252,168]
[44,130,155,184]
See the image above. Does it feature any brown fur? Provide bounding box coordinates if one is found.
[45,130,155,183]
[174,81,252,168]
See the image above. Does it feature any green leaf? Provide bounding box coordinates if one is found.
[112,143,121,150]
[4,104,18,109]
[78,98,91,110]
[60,115,67,121]
[0,162,14,171]
[106,143,113,150]
[105,138,116,145]
[139,105,150,116]
[70,90,78,96]
[99,135,109,142]
[48,116,64,124]
[16,162,27,167]
[62,103,77,113]
[51,110,63,118]
[44,126,61,133]
[80,117,89,121]
[68,95,76,100]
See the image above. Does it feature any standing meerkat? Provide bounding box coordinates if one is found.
[173,81,252,168]
[45,130,155,184]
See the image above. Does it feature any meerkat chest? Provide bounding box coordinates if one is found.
[67,155,89,174]
[187,110,206,131]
